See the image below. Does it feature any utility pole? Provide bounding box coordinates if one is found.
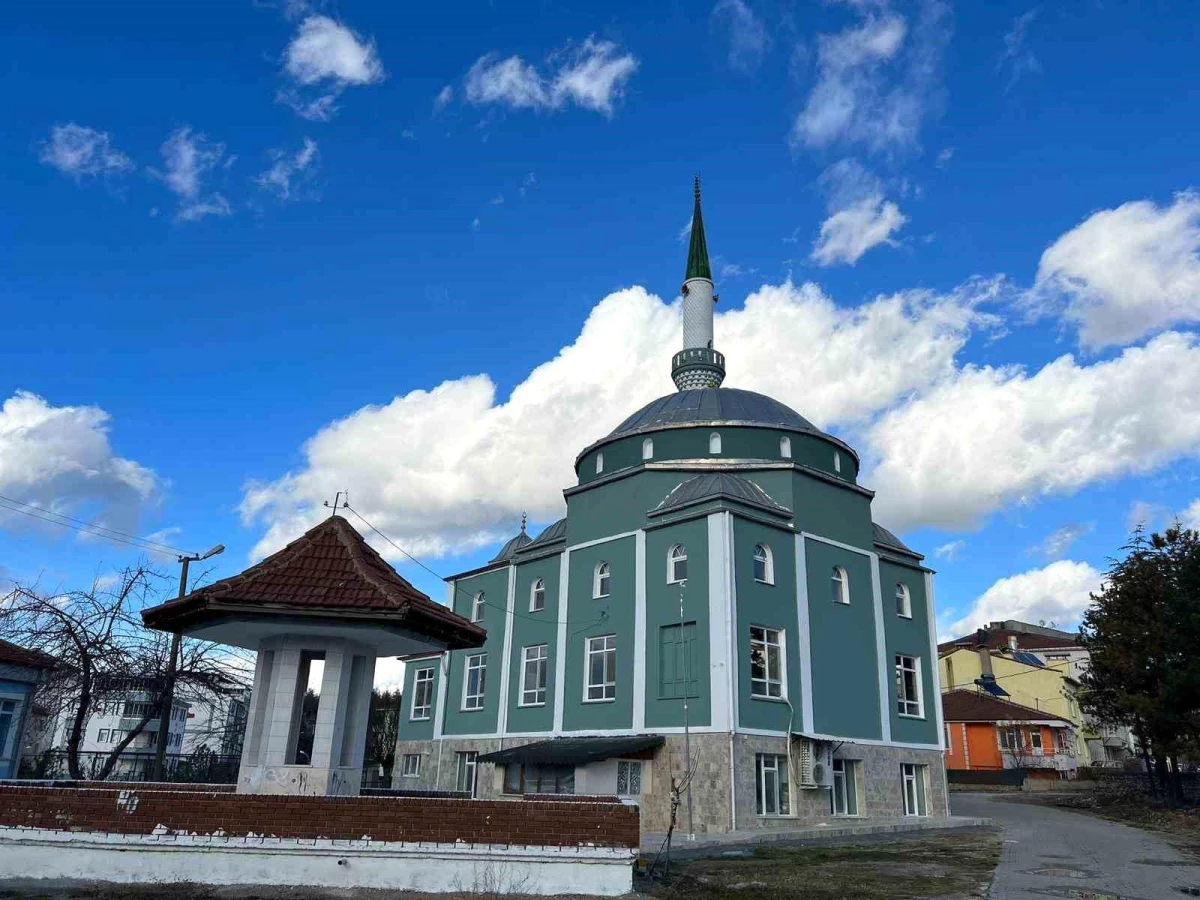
[679,578,694,840]
[152,543,224,782]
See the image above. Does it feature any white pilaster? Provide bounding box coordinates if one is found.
[432,652,448,740]
[706,513,731,732]
[869,553,892,743]
[793,534,814,734]
[633,531,647,732]
[553,549,571,734]
[497,565,517,735]
[925,571,945,747]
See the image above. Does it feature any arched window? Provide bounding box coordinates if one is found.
[593,562,611,599]
[834,451,842,474]
[780,436,792,459]
[642,438,654,460]
[471,591,486,622]
[753,543,774,584]
[709,432,722,454]
[895,583,912,618]
[530,577,546,612]
[668,544,687,584]
[830,566,850,605]
[595,452,604,475]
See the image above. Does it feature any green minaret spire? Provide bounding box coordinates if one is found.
[685,175,712,281]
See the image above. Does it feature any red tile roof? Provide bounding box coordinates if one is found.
[141,516,485,650]
[0,639,57,669]
[940,689,1070,724]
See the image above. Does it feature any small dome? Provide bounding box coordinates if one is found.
[489,530,532,564]
[606,388,821,441]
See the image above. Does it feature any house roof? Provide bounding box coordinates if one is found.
[940,689,1071,724]
[141,515,485,651]
[477,735,665,766]
[0,639,57,669]
[938,627,1081,654]
[649,472,791,519]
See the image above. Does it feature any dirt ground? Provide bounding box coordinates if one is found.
[0,831,1003,900]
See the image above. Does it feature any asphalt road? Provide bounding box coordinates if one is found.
[952,792,1200,900]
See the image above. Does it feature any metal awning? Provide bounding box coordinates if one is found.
[477,735,665,766]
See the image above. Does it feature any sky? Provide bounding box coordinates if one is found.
[3,0,1200,689]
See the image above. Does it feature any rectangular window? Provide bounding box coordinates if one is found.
[1055,730,1070,753]
[944,724,952,751]
[755,753,790,816]
[617,760,643,797]
[456,751,478,797]
[585,635,617,702]
[502,763,575,795]
[1030,729,1044,752]
[520,644,549,706]
[97,728,110,743]
[831,759,858,816]
[749,626,784,699]
[410,667,434,720]
[901,763,926,816]
[401,754,421,778]
[895,654,923,717]
[658,623,698,699]
[462,654,487,711]
[999,727,1020,751]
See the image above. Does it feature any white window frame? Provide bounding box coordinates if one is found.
[901,763,925,817]
[944,724,952,751]
[779,435,791,459]
[753,543,774,585]
[401,753,421,778]
[667,544,687,584]
[595,452,604,474]
[755,753,791,817]
[834,451,842,474]
[999,727,1021,751]
[470,591,485,623]
[410,667,434,720]
[895,654,923,718]
[593,562,610,599]
[456,751,478,797]
[530,577,546,612]
[616,759,643,797]
[584,634,617,702]
[895,582,912,618]
[1030,729,1044,753]
[642,438,653,460]
[462,653,487,711]
[831,566,850,605]
[749,626,785,699]
[831,758,858,816]
[520,644,549,707]
[709,432,722,454]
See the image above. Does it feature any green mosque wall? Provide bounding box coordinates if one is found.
[880,557,940,746]
[440,567,508,736]
[506,554,562,734]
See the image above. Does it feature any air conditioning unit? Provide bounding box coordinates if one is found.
[795,739,834,789]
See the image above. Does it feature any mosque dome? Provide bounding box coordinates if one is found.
[606,388,823,441]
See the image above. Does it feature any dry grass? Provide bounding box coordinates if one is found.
[642,832,1001,900]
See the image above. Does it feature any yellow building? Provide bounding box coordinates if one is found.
[938,647,1087,759]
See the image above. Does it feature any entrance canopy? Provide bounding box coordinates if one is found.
[142,515,485,656]
[479,735,664,767]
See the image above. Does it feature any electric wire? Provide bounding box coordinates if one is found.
[0,493,191,557]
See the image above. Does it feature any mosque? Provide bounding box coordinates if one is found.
[393,180,947,832]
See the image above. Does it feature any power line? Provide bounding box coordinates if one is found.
[343,504,605,635]
[0,493,190,557]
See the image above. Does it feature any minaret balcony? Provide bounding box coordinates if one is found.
[672,347,726,390]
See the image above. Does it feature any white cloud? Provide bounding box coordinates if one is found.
[464,36,638,118]
[1000,9,1041,90]
[1028,522,1092,560]
[868,331,1200,530]
[1183,499,1200,531]
[255,137,318,201]
[936,146,953,167]
[490,194,505,206]
[0,391,158,540]
[150,127,232,223]
[39,124,132,180]
[1126,499,1169,533]
[712,0,768,73]
[812,193,907,265]
[279,15,383,120]
[434,85,454,112]
[241,279,993,561]
[934,539,965,561]
[946,560,1102,637]
[519,172,537,196]
[1030,192,1200,349]
[471,217,480,230]
[791,0,950,154]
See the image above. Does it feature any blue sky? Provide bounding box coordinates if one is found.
[4,0,1200,685]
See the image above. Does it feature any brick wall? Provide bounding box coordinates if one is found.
[0,785,639,848]
[2,781,236,793]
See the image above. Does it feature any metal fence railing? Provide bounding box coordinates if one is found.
[18,750,241,784]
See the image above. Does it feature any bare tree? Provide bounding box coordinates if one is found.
[1,563,239,780]
[365,688,401,782]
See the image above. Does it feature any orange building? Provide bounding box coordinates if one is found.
[942,689,1078,780]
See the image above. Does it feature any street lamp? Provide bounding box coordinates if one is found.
[152,543,224,782]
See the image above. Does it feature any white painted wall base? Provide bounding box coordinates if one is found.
[0,828,635,897]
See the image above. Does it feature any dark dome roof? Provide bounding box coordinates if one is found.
[607,388,821,440]
[489,530,532,564]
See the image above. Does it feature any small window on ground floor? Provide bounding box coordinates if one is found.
[901,763,927,817]
[503,762,575,795]
[755,753,790,816]
[456,751,478,797]
[617,760,643,797]
[401,753,421,778]
[831,758,859,816]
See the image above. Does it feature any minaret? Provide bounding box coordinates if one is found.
[672,177,726,391]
